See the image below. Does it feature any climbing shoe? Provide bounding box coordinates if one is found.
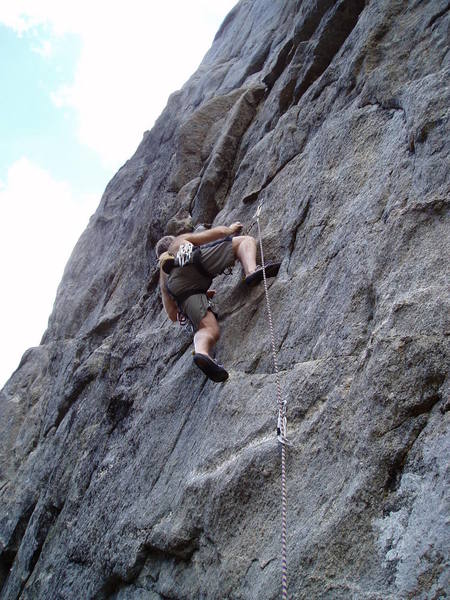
[244,262,281,287]
[193,353,229,382]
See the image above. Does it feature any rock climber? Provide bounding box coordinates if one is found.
[155,222,280,382]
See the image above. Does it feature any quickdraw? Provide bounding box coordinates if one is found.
[175,241,194,267]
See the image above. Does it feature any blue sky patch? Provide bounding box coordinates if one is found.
[0,24,109,193]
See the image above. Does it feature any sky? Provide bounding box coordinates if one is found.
[0,0,237,389]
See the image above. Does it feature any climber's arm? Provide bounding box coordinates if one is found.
[160,269,178,322]
[171,222,243,249]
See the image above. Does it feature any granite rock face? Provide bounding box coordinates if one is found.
[1,1,449,598]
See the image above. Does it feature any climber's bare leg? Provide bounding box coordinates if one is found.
[232,235,257,276]
[194,310,220,358]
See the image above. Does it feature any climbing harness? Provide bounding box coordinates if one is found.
[255,203,289,600]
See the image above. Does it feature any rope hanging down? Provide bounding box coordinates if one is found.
[255,204,288,600]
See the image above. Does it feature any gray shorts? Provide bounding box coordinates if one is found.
[199,236,235,277]
[174,237,235,331]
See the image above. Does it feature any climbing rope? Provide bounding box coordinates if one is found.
[255,204,288,600]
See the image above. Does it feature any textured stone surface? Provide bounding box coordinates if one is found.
[1,1,449,598]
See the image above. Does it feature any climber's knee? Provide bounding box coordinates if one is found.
[232,235,256,256]
[197,309,220,343]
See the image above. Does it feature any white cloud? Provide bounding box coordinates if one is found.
[0,157,98,389]
[31,38,52,57]
[0,0,237,168]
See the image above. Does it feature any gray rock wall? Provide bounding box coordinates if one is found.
[0,1,449,598]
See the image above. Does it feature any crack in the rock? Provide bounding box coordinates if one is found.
[384,418,429,494]
[242,147,303,205]
[380,373,445,495]
[0,500,38,594]
[263,38,294,90]
[427,2,450,29]
[27,505,62,589]
[288,0,367,110]
[5,502,62,600]
[288,196,311,266]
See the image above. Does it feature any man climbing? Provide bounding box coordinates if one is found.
[155,222,280,382]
